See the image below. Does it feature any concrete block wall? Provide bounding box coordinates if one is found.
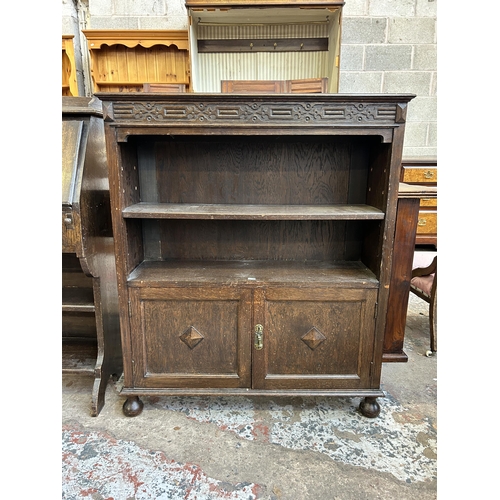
[340,0,437,157]
[62,0,437,158]
[85,0,188,30]
[62,0,88,97]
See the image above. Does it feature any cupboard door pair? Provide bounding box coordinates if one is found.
[128,286,377,390]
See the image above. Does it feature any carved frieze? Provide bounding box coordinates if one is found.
[107,100,401,126]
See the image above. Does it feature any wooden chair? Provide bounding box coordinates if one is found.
[143,83,186,93]
[410,253,437,355]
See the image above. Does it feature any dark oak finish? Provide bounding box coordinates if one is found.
[199,38,328,53]
[98,92,414,417]
[382,182,436,362]
[122,203,384,219]
[62,96,122,416]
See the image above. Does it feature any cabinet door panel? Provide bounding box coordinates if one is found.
[129,287,252,388]
[253,288,377,390]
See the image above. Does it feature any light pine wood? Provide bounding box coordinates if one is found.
[83,30,191,93]
[62,36,78,96]
[82,30,190,50]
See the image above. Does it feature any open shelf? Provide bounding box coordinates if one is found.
[62,340,98,374]
[122,203,385,220]
[62,287,96,312]
[128,259,379,288]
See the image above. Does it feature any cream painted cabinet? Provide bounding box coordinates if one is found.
[185,0,344,93]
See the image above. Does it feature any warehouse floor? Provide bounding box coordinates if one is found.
[62,292,437,500]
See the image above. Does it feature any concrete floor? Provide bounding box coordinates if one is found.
[62,292,437,500]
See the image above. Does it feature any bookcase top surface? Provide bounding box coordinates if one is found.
[97,92,415,103]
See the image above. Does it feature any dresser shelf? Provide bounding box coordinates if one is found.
[62,97,122,416]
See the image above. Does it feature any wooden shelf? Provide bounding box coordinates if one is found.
[83,30,191,93]
[62,287,96,313]
[83,30,190,50]
[128,259,379,288]
[62,340,98,374]
[122,203,385,220]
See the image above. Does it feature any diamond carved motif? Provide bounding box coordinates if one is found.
[301,327,326,350]
[180,326,204,349]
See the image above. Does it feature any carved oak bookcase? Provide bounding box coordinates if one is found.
[98,92,414,417]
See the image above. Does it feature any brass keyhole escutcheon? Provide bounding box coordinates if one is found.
[424,170,434,179]
[418,218,427,226]
[254,324,263,350]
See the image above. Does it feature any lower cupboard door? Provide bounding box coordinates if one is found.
[252,287,378,390]
[129,287,252,388]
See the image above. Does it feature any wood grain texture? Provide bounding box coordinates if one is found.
[62,36,78,96]
[254,287,376,390]
[99,93,414,414]
[154,219,350,261]
[152,135,355,205]
[62,98,122,416]
[129,287,252,388]
[83,31,191,92]
[123,203,384,219]
[382,197,419,361]
[127,260,379,288]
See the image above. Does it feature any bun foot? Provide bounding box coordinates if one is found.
[123,396,144,417]
[359,397,380,418]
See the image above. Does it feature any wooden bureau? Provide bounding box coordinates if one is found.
[62,96,122,416]
[98,92,414,419]
[400,158,437,247]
